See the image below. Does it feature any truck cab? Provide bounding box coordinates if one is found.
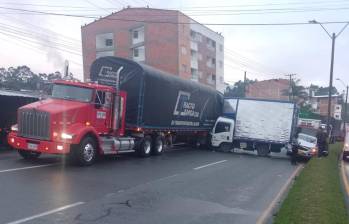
[211,117,235,151]
[7,80,130,165]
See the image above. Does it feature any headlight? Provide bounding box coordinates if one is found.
[61,133,73,140]
[344,143,349,151]
[11,124,18,132]
[311,148,317,153]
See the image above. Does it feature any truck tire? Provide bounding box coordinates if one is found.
[138,136,152,157]
[73,136,97,166]
[152,136,164,155]
[257,144,270,157]
[18,150,41,160]
[218,143,232,153]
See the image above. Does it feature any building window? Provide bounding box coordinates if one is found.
[132,46,145,62]
[190,30,196,39]
[212,58,216,65]
[133,48,139,57]
[131,26,144,45]
[191,68,198,81]
[219,76,224,83]
[133,30,138,39]
[219,60,223,68]
[219,44,223,52]
[105,39,113,47]
[212,74,216,81]
[96,33,114,50]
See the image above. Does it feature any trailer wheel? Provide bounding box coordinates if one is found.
[18,150,41,160]
[73,136,97,166]
[152,136,164,155]
[257,144,270,157]
[138,136,152,157]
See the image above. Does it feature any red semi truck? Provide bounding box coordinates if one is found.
[8,57,223,165]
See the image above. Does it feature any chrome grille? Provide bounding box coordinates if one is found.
[18,109,50,140]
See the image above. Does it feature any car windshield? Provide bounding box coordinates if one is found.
[298,134,317,143]
[51,84,93,103]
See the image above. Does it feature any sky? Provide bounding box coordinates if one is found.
[0,0,349,93]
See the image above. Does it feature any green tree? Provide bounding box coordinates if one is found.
[282,79,308,104]
[224,79,257,97]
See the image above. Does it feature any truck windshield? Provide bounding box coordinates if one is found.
[52,84,93,103]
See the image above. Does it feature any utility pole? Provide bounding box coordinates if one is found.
[327,33,335,136]
[309,20,349,136]
[243,71,247,97]
[285,74,296,101]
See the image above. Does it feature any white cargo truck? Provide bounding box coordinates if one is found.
[211,98,298,156]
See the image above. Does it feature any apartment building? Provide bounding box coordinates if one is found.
[81,7,225,92]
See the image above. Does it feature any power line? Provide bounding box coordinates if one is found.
[2,0,349,9]
[1,6,349,26]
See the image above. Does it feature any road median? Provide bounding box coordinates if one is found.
[274,142,349,224]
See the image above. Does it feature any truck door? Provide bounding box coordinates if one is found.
[211,120,234,147]
[94,90,112,134]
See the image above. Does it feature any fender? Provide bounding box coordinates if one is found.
[63,123,101,146]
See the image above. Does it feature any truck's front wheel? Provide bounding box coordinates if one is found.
[218,143,232,152]
[137,136,152,157]
[18,150,41,160]
[73,137,97,166]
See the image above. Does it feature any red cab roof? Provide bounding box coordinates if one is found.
[53,80,115,92]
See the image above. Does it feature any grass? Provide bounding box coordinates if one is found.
[274,142,349,224]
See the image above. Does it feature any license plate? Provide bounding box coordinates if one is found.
[27,143,38,150]
[240,142,247,148]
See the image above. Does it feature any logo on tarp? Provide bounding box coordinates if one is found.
[96,66,123,87]
[173,91,199,118]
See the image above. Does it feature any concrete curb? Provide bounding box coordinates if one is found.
[256,164,303,224]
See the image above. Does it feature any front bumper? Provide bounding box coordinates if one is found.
[7,132,71,154]
[297,149,317,159]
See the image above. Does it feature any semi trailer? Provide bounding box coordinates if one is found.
[0,90,39,148]
[8,57,223,165]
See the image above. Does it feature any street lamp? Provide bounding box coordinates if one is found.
[309,19,349,136]
[336,78,348,130]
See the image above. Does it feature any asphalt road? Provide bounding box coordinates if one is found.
[0,146,298,224]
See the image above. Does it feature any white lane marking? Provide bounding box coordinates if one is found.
[193,160,227,170]
[6,202,85,224]
[0,164,57,173]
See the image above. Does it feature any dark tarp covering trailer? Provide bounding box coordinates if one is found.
[90,56,223,132]
[0,90,39,147]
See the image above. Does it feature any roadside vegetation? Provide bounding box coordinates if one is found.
[274,143,349,224]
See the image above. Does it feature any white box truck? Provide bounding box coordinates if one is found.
[211,98,298,156]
